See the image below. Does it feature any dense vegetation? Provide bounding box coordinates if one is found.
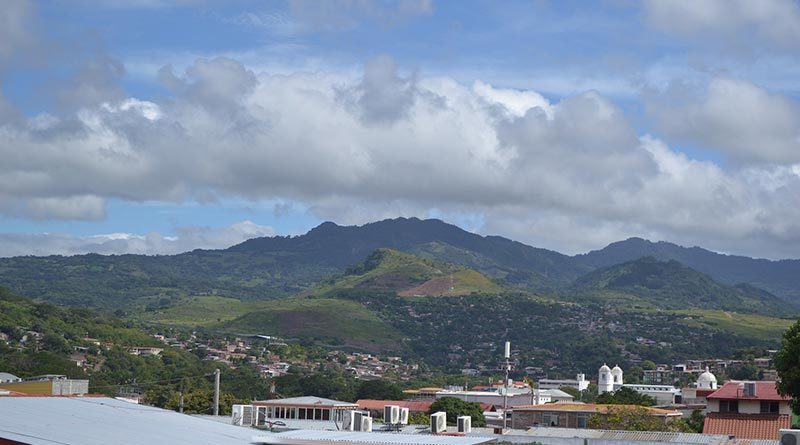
[572,257,789,316]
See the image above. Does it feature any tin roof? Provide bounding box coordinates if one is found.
[253,429,496,445]
[0,396,255,445]
[254,396,359,408]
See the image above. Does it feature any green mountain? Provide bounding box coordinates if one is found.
[219,297,405,353]
[575,237,800,302]
[572,257,790,316]
[307,248,505,297]
[0,218,579,309]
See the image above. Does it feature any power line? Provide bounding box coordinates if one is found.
[88,373,214,390]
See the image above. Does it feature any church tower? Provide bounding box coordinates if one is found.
[598,364,613,394]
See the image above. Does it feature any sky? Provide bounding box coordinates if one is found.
[1,0,800,259]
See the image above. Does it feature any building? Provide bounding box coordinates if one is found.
[250,396,360,424]
[597,364,624,394]
[128,346,164,356]
[511,403,682,429]
[0,372,20,383]
[703,381,792,440]
[696,367,718,390]
[0,396,255,445]
[620,384,682,405]
[0,374,88,396]
[538,373,589,392]
[357,399,433,418]
[252,430,496,445]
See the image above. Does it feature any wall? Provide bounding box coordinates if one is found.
[0,381,52,395]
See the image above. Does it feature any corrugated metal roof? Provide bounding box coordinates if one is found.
[0,396,255,445]
[508,426,747,444]
[253,430,496,445]
[255,397,359,407]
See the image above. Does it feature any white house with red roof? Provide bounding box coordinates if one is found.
[703,380,792,440]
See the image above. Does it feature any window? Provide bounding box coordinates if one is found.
[542,413,559,426]
[576,414,588,428]
[760,401,779,414]
[719,400,739,413]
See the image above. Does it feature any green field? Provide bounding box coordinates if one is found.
[220,297,405,352]
[135,295,268,327]
[675,309,794,341]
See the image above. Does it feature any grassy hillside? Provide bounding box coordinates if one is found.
[307,248,505,297]
[134,295,269,327]
[675,310,793,342]
[572,257,790,316]
[220,297,405,353]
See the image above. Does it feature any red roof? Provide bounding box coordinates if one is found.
[357,400,432,412]
[707,381,790,401]
[703,413,791,439]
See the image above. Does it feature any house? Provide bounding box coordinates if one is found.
[703,380,792,440]
[250,396,360,424]
[511,403,682,429]
[357,399,433,418]
[128,346,163,356]
[0,375,88,396]
[538,373,590,392]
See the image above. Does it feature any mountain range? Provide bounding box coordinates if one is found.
[0,217,798,312]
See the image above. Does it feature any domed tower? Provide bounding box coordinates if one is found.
[598,364,613,394]
[611,365,624,388]
[697,367,717,390]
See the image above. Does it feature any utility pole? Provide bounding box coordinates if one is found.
[213,369,220,416]
[179,391,184,414]
[503,341,510,432]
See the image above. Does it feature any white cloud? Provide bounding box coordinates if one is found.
[0,220,275,257]
[643,0,800,49]
[649,78,800,165]
[1,56,800,258]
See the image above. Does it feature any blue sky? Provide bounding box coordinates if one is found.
[1,0,800,258]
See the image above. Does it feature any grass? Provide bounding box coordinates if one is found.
[219,297,405,352]
[135,295,268,327]
[674,309,794,341]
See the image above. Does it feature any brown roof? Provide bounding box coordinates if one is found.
[707,381,790,402]
[513,403,681,417]
[703,413,791,440]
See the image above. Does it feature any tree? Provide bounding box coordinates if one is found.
[775,320,800,414]
[356,380,404,401]
[683,409,704,433]
[596,387,656,406]
[728,363,759,380]
[428,397,486,427]
[641,360,657,370]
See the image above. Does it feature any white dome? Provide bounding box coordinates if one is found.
[697,367,717,389]
[611,365,623,374]
[599,364,611,372]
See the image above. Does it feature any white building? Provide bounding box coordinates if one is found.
[598,364,614,394]
[538,373,589,392]
[621,384,682,405]
[433,388,573,407]
[697,367,718,390]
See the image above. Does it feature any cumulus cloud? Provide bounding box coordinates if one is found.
[643,0,800,49]
[0,220,274,257]
[649,78,800,165]
[2,55,800,258]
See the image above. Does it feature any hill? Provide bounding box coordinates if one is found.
[572,257,790,316]
[575,237,800,302]
[0,218,578,309]
[307,248,505,297]
[219,297,405,353]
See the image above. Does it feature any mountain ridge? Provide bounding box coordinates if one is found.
[1,217,799,308]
